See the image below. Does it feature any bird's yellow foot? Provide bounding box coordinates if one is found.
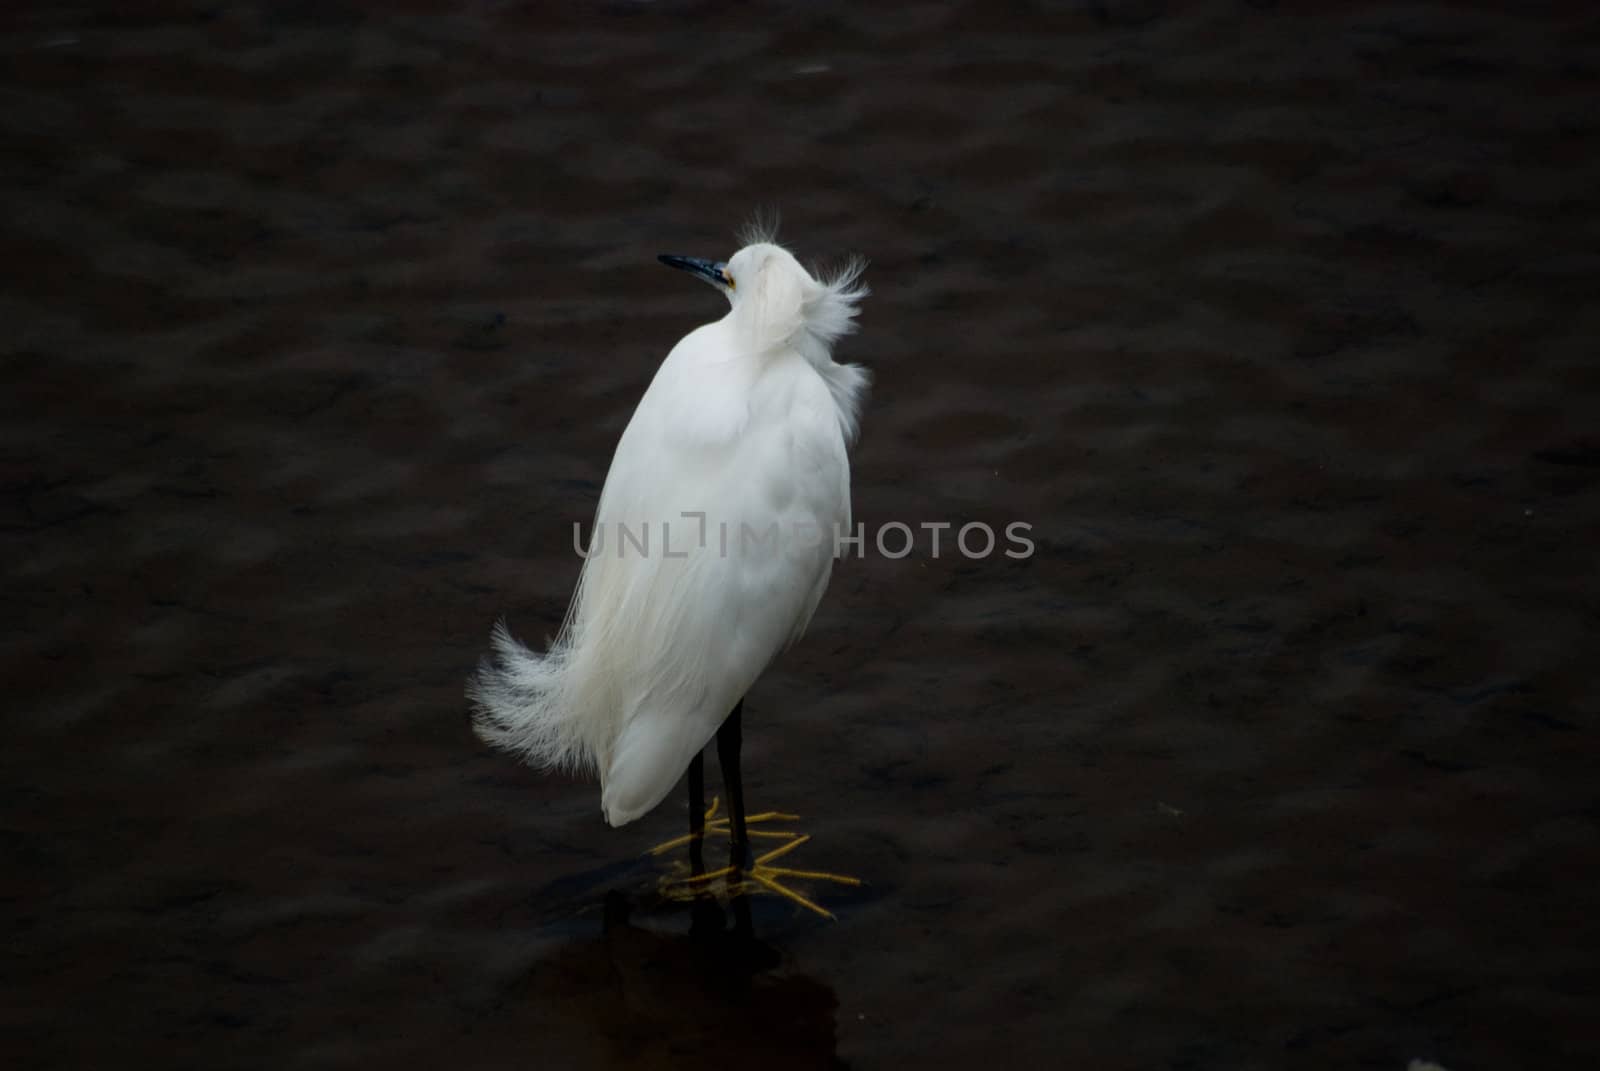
[648,798,862,919]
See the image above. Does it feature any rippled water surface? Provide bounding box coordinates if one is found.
[6,2,1599,1067]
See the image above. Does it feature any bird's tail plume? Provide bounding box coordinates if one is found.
[468,619,602,775]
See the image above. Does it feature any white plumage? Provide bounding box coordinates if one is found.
[470,234,868,828]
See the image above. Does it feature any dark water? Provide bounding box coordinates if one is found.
[5,2,1599,1067]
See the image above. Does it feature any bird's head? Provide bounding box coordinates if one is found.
[657,242,797,310]
[657,240,866,357]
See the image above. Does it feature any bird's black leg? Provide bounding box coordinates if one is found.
[717,697,753,937]
[687,750,706,876]
[651,694,858,927]
[686,748,723,936]
[718,699,750,863]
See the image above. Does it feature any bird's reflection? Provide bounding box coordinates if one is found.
[508,892,844,1069]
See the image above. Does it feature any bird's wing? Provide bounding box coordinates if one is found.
[592,349,850,825]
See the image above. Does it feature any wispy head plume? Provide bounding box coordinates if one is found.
[802,253,869,347]
[737,207,781,248]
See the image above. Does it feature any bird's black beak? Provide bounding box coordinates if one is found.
[658,254,731,290]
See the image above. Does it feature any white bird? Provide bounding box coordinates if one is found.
[470,228,868,914]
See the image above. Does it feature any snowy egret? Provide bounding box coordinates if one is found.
[470,227,868,921]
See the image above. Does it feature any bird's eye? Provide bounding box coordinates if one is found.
[722,269,735,288]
